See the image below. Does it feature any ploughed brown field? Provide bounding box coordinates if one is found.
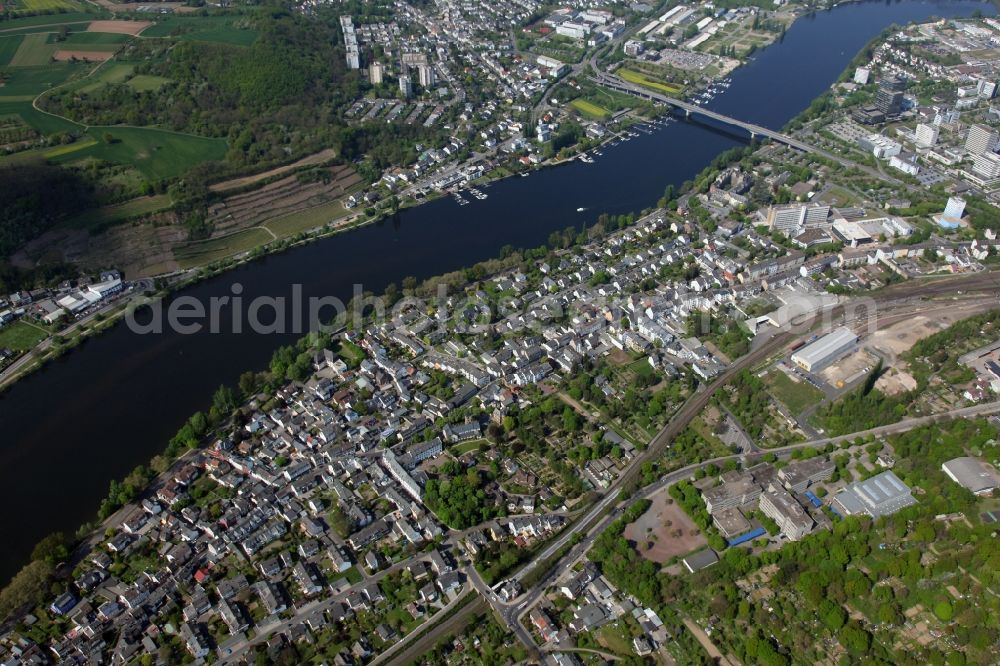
[86,20,154,35]
[53,50,113,62]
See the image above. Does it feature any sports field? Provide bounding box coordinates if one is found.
[618,68,683,95]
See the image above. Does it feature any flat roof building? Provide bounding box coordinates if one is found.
[791,327,858,372]
[712,506,751,538]
[942,457,1000,495]
[759,484,814,541]
[832,470,916,519]
[779,457,835,493]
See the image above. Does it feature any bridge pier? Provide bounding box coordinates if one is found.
[685,108,691,118]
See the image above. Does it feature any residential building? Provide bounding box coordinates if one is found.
[966,124,999,155]
[399,74,413,99]
[915,123,939,148]
[972,151,1000,179]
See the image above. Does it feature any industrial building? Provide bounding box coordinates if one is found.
[942,457,1000,496]
[831,470,916,519]
[682,549,719,573]
[790,327,858,372]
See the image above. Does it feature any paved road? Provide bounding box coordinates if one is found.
[400,274,1000,657]
[220,558,451,664]
[0,279,154,389]
[379,594,488,666]
[590,71,916,192]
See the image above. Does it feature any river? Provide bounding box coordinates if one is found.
[0,0,993,585]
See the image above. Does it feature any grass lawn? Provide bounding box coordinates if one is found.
[597,621,635,656]
[766,369,825,415]
[0,35,24,66]
[0,320,48,351]
[570,98,610,120]
[618,68,683,95]
[262,199,350,238]
[173,227,273,269]
[330,566,363,586]
[76,61,133,93]
[9,32,57,66]
[142,16,257,46]
[452,439,487,455]
[127,73,171,92]
[48,126,227,179]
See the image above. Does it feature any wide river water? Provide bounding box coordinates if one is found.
[0,0,994,584]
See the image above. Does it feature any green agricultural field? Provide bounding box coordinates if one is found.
[0,320,48,351]
[50,31,129,46]
[0,35,25,66]
[9,32,57,66]
[42,135,96,157]
[0,13,96,33]
[127,74,171,92]
[55,126,227,179]
[0,61,90,97]
[15,0,83,12]
[617,68,683,95]
[0,99,83,135]
[173,227,274,269]
[141,16,258,46]
[262,199,351,238]
[570,98,610,119]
